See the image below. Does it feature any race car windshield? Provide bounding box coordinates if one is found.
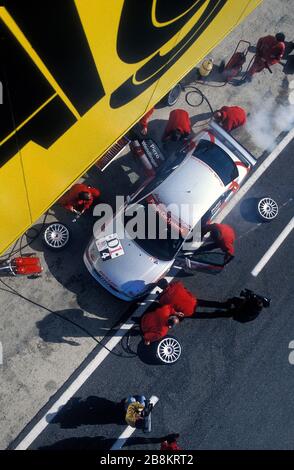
[124,197,186,261]
[193,139,238,185]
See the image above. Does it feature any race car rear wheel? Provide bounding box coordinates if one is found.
[156,336,182,364]
[257,197,278,221]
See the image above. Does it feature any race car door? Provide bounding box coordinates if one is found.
[176,251,226,273]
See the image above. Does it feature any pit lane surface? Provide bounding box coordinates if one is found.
[16,139,294,450]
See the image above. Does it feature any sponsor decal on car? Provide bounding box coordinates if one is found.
[96,233,125,261]
[146,195,190,237]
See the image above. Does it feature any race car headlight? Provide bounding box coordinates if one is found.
[89,242,99,263]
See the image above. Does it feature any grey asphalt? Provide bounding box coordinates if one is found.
[19,138,294,451]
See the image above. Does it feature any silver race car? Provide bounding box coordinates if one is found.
[84,122,256,301]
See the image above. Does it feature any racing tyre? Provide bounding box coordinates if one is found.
[156,335,182,364]
[163,84,182,106]
[257,197,278,222]
[43,223,70,250]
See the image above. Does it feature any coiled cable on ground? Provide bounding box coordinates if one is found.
[183,85,214,113]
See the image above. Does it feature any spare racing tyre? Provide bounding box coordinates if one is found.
[163,84,182,107]
[43,223,70,250]
[257,197,278,222]
[156,335,182,365]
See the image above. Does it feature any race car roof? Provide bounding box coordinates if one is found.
[152,153,225,228]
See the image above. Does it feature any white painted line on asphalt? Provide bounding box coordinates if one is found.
[15,127,294,450]
[251,216,294,277]
[110,428,136,451]
[15,322,134,450]
[110,395,159,451]
[215,127,294,223]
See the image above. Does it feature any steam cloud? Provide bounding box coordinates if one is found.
[246,83,294,151]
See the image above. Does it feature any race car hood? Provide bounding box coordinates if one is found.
[85,213,173,299]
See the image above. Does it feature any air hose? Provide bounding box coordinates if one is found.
[183,85,214,113]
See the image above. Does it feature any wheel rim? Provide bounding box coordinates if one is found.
[44,223,70,248]
[258,198,278,220]
[168,84,181,106]
[157,337,181,364]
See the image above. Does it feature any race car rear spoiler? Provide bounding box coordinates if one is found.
[209,120,257,168]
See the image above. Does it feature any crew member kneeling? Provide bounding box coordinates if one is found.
[59,183,100,215]
[162,109,191,142]
[141,304,183,345]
